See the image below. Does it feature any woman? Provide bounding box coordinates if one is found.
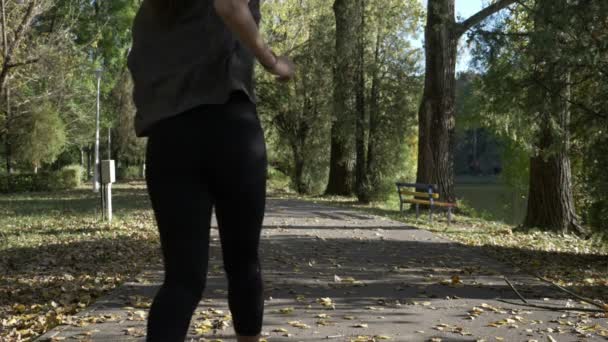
[127,0,295,341]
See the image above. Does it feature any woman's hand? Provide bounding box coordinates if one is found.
[262,54,295,82]
[214,0,296,82]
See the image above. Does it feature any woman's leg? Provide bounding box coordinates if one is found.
[145,111,213,341]
[210,93,266,339]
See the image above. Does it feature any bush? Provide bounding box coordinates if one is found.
[58,165,84,188]
[117,165,143,181]
[267,166,292,193]
[0,165,84,193]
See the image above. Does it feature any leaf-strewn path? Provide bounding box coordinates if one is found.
[38,198,607,341]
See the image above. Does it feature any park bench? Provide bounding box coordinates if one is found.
[396,182,457,225]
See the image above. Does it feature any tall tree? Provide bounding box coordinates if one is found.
[354,0,367,202]
[0,0,47,173]
[416,0,515,201]
[470,0,608,233]
[522,0,583,234]
[326,0,362,195]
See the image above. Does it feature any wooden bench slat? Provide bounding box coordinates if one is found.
[399,190,439,199]
[403,198,457,208]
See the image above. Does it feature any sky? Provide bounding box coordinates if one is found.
[416,0,486,71]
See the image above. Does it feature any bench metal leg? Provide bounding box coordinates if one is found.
[416,204,419,219]
[429,204,433,223]
[400,201,403,213]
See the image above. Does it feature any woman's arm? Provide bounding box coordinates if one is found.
[214,0,295,81]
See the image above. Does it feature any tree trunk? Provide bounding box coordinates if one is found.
[366,27,382,195]
[3,88,12,174]
[524,96,583,234]
[86,145,92,178]
[416,0,516,201]
[326,0,359,196]
[80,146,85,167]
[354,0,368,203]
[524,1,585,234]
[416,0,458,202]
[293,145,306,194]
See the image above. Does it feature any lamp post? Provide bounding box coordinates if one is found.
[93,68,102,192]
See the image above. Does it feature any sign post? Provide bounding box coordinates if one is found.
[101,160,115,222]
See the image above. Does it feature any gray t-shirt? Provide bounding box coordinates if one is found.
[128,0,260,137]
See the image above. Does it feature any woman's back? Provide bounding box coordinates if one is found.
[128,0,261,137]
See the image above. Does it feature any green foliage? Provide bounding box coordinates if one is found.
[0,165,82,193]
[578,135,608,234]
[499,139,530,196]
[257,0,423,197]
[117,166,143,181]
[267,166,292,193]
[470,0,608,233]
[56,165,85,189]
[14,103,67,171]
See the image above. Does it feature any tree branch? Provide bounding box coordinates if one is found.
[455,0,517,37]
[0,0,38,93]
[7,57,40,69]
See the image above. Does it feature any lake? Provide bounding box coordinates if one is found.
[455,176,527,225]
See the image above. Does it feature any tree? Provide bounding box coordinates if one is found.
[416,0,516,202]
[257,0,334,194]
[15,102,66,172]
[325,0,362,195]
[521,0,580,233]
[0,0,49,173]
[470,0,608,233]
[111,71,145,168]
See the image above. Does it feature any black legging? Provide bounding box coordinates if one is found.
[145,92,266,341]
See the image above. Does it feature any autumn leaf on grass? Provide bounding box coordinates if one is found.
[288,320,310,329]
[272,327,289,333]
[353,323,368,328]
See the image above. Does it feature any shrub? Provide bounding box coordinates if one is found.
[55,165,85,189]
[0,165,83,193]
[117,165,143,181]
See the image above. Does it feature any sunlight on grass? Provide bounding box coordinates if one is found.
[0,183,160,341]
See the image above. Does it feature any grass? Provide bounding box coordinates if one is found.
[1,183,607,341]
[0,183,161,341]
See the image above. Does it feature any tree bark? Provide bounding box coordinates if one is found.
[523,0,585,234]
[354,0,368,203]
[416,0,516,201]
[524,89,584,234]
[416,0,458,201]
[326,0,359,196]
[366,27,382,196]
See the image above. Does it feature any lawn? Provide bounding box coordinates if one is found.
[0,183,161,341]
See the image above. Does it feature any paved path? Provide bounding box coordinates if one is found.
[38,199,606,341]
